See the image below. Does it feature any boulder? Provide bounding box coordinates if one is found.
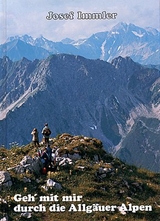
[0,171,12,190]
[20,213,32,219]
[0,216,8,221]
[76,166,85,171]
[20,156,33,165]
[31,157,43,174]
[46,179,62,190]
[14,165,25,174]
[15,156,43,174]
[23,177,31,183]
[56,157,73,167]
[98,167,113,174]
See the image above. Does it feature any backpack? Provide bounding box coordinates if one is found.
[43,128,51,136]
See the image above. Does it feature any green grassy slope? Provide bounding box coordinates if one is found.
[0,134,159,221]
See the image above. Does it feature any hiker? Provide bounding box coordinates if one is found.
[41,147,49,167]
[42,123,51,144]
[46,145,52,164]
[31,128,39,147]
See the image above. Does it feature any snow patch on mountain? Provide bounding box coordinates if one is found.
[73,39,87,47]
[100,40,107,60]
[132,31,144,38]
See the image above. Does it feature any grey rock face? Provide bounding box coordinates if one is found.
[0,171,12,189]
[15,156,43,174]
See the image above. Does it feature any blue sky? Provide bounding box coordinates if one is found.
[0,0,159,44]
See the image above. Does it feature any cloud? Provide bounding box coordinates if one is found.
[0,0,159,43]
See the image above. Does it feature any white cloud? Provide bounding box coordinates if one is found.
[0,0,159,44]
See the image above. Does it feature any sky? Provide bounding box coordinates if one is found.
[0,0,159,44]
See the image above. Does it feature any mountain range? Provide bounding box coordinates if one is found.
[0,54,160,172]
[0,22,160,65]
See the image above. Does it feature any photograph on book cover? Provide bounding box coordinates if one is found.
[0,0,160,220]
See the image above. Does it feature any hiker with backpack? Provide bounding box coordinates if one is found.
[42,123,51,144]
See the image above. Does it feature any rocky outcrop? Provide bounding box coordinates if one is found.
[0,171,12,190]
[46,179,62,190]
[7,156,43,175]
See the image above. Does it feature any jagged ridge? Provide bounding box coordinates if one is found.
[0,22,159,64]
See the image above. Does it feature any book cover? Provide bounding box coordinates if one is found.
[0,0,160,220]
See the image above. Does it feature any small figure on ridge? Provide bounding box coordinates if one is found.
[42,123,51,144]
[31,128,40,147]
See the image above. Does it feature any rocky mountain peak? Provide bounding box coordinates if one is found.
[111,56,136,68]
[111,22,128,32]
[6,34,35,45]
[61,38,74,44]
